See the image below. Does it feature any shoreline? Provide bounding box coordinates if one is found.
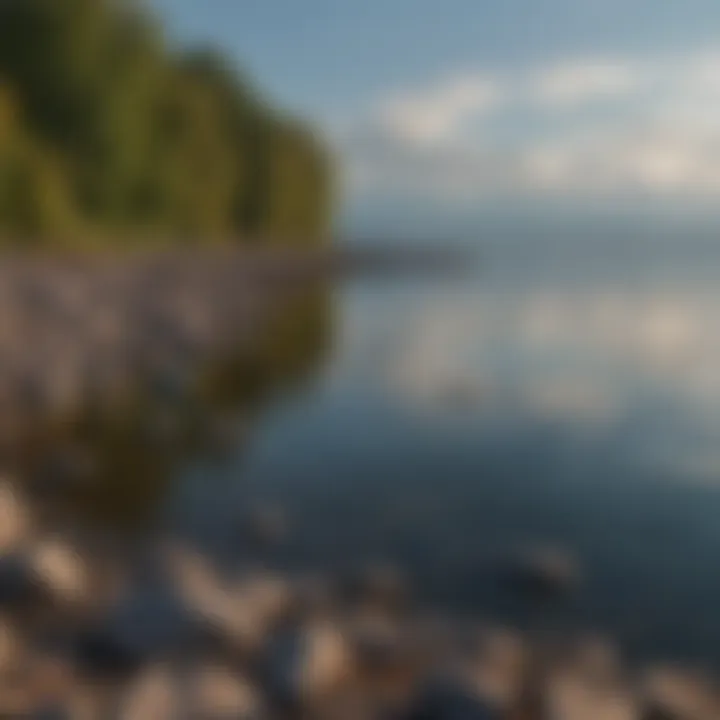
[0,477,715,718]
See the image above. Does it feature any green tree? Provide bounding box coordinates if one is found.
[0,0,333,246]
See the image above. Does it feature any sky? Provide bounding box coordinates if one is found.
[150,0,720,232]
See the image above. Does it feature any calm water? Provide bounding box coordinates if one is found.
[35,227,720,669]
[166,229,720,668]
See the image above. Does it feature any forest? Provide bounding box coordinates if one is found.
[0,0,333,247]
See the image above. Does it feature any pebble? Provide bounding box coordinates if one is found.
[241,503,288,549]
[547,670,639,720]
[0,469,711,720]
[340,563,410,614]
[0,481,30,553]
[116,663,180,720]
[641,667,719,720]
[29,538,89,606]
[401,680,503,719]
[190,664,264,719]
[0,552,45,609]
[168,547,292,653]
[499,546,581,600]
[264,620,355,709]
[74,586,193,678]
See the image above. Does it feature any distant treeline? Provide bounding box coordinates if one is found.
[0,0,333,246]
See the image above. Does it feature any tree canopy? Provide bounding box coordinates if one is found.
[0,0,333,246]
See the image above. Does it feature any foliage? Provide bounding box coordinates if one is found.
[0,0,332,246]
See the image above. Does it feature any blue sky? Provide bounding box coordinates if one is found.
[150,0,720,231]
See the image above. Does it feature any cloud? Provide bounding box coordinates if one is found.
[375,75,501,144]
[338,48,720,202]
[532,60,639,107]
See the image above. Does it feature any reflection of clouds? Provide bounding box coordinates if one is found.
[383,288,720,407]
[341,282,720,479]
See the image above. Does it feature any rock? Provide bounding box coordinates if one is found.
[340,563,410,613]
[0,553,45,609]
[33,708,71,720]
[264,620,355,710]
[499,546,581,600]
[33,445,97,494]
[168,547,292,653]
[547,669,639,720]
[292,573,337,618]
[190,665,263,719]
[241,503,288,549]
[640,667,719,720]
[74,586,193,678]
[0,481,30,553]
[565,636,622,687]
[0,616,23,672]
[29,538,89,606]
[465,627,528,710]
[116,664,180,720]
[24,655,75,715]
[349,612,412,676]
[641,709,677,720]
[401,680,503,719]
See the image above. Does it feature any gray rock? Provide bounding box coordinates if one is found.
[401,681,503,720]
[340,563,410,613]
[188,665,264,719]
[0,481,31,553]
[0,553,46,609]
[263,620,355,710]
[240,503,288,549]
[640,667,719,720]
[499,546,581,600]
[74,586,194,678]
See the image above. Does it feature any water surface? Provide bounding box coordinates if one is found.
[31,228,720,669]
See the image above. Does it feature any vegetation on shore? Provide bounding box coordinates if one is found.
[0,0,333,247]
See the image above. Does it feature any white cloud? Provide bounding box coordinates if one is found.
[376,75,501,144]
[532,60,639,107]
[339,47,720,201]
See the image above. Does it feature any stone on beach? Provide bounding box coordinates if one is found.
[640,667,719,720]
[168,546,293,653]
[0,552,46,609]
[499,546,581,600]
[547,669,639,720]
[32,445,98,495]
[340,563,411,614]
[264,620,356,710]
[74,585,194,678]
[0,614,23,673]
[463,627,529,710]
[241,503,289,549]
[0,250,325,428]
[28,538,90,606]
[116,663,180,720]
[0,481,31,552]
[189,664,264,719]
[401,679,503,720]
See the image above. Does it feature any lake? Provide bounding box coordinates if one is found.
[28,226,720,671]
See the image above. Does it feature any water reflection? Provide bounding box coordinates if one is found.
[4,240,720,673]
[193,245,720,669]
[10,287,333,531]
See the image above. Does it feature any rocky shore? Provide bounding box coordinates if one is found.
[0,248,344,437]
[0,248,713,718]
[0,479,715,719]
[0,245,467,431]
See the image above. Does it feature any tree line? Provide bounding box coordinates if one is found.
[0,0,333,247]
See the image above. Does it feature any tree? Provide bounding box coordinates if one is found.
[0,0,333,246]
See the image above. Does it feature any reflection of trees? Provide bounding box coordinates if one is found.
[15,287,334,530]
